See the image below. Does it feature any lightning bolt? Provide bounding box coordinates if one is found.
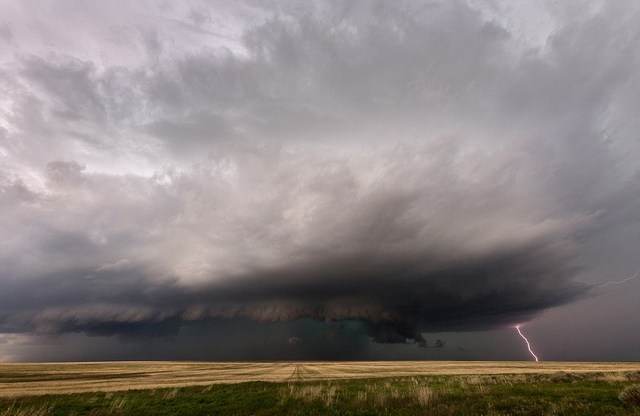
[595,266,640,288]
[515,325,539,362]
[510,266,639,362]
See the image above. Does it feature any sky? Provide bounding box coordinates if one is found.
[0,0,639,362]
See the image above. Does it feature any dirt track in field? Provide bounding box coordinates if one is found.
[1,361,639,397]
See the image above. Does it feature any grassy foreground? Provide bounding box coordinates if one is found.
[1,371,639,416]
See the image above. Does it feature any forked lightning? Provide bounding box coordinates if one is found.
[595,266,640,288]
[515,325,539,362]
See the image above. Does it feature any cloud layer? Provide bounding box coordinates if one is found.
[0,141,593,344]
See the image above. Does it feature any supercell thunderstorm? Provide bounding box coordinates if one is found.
[1,0,639,360]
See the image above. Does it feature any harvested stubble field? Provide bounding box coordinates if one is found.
[1,361,640,415]
[2,361,639,396]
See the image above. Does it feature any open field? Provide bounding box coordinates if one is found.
[1,361,640,397]
[0,363,639,415]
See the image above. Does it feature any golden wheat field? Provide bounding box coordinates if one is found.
[1,361,640,397]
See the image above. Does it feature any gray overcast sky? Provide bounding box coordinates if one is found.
[0,0,639,362]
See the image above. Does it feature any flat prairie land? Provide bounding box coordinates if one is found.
[1,362,640,415]
[1,360,639,396]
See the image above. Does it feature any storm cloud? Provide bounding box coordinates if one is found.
[0,142,599,344]
[1,0,639,360]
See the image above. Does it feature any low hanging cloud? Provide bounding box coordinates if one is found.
[0,141,593,344]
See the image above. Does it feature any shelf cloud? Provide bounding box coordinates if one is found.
[1,142,594,344]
